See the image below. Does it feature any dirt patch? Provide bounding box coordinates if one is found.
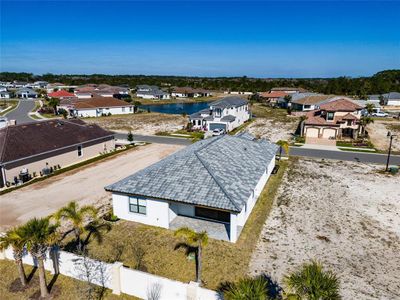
[247,118,298,142]
[367,120,400,152]
[85,112,187,135]
[249,158,400,299]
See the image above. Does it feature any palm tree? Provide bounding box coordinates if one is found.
[22,218,59,298]
[47,97,59,115]
[54,201,98,252]
[222,276,268,300]
[284,261,341,300]
[174,227,208,285]
[365,103,375,115]
[359,116,374,136]
[276,140,290,160]
[0,226,28,287]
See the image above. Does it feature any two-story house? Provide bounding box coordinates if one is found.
[302,98,362,141]
[189,96,250,132]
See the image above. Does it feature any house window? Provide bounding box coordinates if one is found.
[122,107,125,112]
[327,112,334,121]
[129,197,147,215]
[77,145,83,157]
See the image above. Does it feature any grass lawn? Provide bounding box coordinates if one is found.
[0,100,19,116]
[228,119,255,135]
[0,260,138,300]
[77,160,289,290]
[251,103,297,124]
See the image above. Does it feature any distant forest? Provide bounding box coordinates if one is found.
[1,70,399,97]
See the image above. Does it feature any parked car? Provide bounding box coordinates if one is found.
[212,128,225,136]
[371,112,389,117]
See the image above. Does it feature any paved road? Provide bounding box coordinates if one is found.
[115,133,400,165]
[4,100,36,124]
[115,133,192,146]
[290,147,400,165]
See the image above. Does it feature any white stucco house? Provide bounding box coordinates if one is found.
[105,133,278,243]
[369,92,400,106]
[136,85,170,100]
[16,88,38,99]
[189,96,250,132]
[72,97,134,117]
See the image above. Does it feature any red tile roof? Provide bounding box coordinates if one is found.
[319,99,362,112]
[73,97,132,109]
[48,90,75,98]
[260,91,288,98]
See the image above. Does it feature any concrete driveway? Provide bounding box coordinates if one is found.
[0,144,183,231]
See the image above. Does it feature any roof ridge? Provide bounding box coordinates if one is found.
[194,143,241,211]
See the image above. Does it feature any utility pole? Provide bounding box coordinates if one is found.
[386,132,397,172]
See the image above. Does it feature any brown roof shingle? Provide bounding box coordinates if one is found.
[319,98,362,112]
[0,120,113,163]
[74,97,132,109]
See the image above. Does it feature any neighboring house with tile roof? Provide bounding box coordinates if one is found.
[136,85,170,100]
[48,90,75,99]
[189,96,250,132]
[302,98,363,140]
[368,92,400,106]
[259,91,289,105]
[0,119,114,188]
[15,88,38,99]
[72,97,134,117]
[105,133,278,242]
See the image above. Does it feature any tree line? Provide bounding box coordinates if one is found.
[1,69,399,97]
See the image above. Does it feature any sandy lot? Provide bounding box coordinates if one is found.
[247,118,298,142]
[0,144,183,231]
[246,104,299,142]
[249,158,400,299]
[85,112,187,135]
[368,120,400,152]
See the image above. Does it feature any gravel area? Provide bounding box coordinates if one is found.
[249,158,400,300]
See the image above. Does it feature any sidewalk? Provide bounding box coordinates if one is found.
[295,143,377,152]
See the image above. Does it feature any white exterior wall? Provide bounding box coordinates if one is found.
[388,99,400,106]
[237,157,275,228]
[112,193,170,229]
[76,106,134,117]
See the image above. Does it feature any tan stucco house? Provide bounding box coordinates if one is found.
[0,119,114,188]
[302,98,363,141]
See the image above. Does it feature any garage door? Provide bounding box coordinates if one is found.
[209,123,226,131]
[322,128,336,139]
[306,128,319,138]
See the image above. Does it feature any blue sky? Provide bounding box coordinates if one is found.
[1,1,399,77]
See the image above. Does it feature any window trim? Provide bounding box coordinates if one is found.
[128,196,147,215]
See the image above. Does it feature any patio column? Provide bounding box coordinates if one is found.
[230,213,238,243]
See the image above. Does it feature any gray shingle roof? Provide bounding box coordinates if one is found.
[105,134,278,212]
[210,96,248,109]
[221,115,236,122]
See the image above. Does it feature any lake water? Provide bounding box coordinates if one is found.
[139,102,211,115]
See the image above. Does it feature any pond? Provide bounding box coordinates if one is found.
[139,102,211,115]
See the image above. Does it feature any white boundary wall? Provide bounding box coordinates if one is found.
[0,247,219,300]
